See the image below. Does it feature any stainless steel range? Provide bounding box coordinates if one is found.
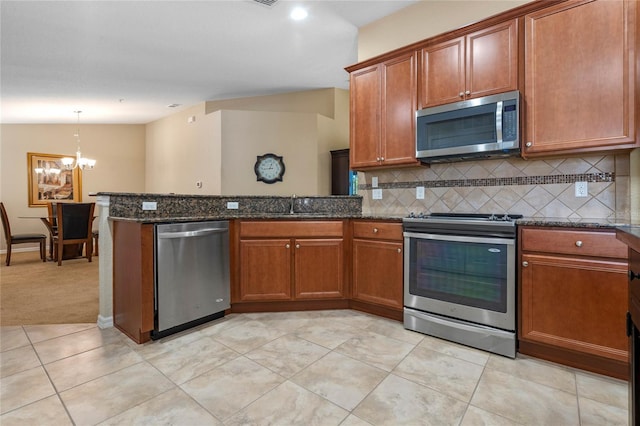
[403,212,521,358]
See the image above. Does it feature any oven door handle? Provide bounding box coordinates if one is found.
[403,231,514,246]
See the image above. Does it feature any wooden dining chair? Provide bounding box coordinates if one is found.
[0,202,47,266]
[53,202,96,266]
[43,202,58,259]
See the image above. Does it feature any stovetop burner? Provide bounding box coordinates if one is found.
[406,212,523,222]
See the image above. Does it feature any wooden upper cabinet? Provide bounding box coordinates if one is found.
[350,52,419,170]
[419,19,518,109]
[523,0,638,157]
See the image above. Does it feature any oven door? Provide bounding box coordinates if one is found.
[404,231,515,331]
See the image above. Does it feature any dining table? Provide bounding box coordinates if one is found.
[19,215,95,261]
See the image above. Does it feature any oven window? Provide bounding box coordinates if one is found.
[408,238,508,312]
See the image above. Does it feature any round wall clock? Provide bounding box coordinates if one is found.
[254,153,285,184]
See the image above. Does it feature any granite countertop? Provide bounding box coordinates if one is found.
[516,217,630,229]
[615,225,640,252]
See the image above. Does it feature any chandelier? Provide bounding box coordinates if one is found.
[61,111,96,170]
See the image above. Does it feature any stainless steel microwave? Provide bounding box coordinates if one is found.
[416,90,520,163]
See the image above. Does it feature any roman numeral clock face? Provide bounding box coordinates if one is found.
[254,153,285,184]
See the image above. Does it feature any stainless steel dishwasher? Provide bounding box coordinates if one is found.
[153,221,230,339]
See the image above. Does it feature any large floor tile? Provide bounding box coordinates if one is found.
[33,326,125,364]
[335,330,416,372]
[417,335,490,366]
[211,320,288,353]
[0,344,41,378]
[576,371,628,410]
[353,373,467,425]
[0,327,30,352]
[60,362,175,425]
[293,320,363,350]
[291,351,387,411]
[181,356,285,421]
[364,318,424,345]
[45,341,143,391]
[145,335,239,384]
[23,323,95,344]
[471,368,579,425]
[0,395,72,426]
[393,345,484,402]
[245,334,330,378]
[224,381,348,426]
[485,353,576,394]
[0,366,56,415]
[578,396,628,426]
[461,405,524,426]
[98,388,220,426]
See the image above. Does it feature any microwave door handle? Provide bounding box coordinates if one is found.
[496,100,503,144]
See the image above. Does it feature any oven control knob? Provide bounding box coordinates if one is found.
[522,261,529,267]
[575,240,583,247]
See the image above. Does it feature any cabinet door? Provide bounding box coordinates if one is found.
[419,37,465,108]
[524,0,637,156]
[239,239,292,301]
[520,253,628,362]
[466,19,518,99]
[350,65,381,169]
[380,53,420,167]
[352,239,403,309]
[294,239,344,299]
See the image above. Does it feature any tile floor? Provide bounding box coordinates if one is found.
[0,309,630,425]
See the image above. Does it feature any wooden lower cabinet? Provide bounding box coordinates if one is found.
[351,220,403,320]
[112,221,154,344]
[519,226,629,379]
[235,220,347,309]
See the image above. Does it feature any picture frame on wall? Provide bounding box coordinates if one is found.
[27,152,82,207]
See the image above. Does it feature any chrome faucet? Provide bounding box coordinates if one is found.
[290,194,296,214]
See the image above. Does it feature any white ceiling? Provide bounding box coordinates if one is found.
[1,0,416,124]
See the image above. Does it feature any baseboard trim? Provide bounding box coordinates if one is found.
[97,315,114,329]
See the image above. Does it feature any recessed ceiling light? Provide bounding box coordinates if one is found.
[290,7,308,21]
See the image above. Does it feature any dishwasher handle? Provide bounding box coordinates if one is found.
[157,227,228,239]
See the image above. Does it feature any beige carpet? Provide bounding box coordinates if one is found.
[0,251,98,326]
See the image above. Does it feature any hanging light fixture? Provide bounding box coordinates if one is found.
[61,110,96,170]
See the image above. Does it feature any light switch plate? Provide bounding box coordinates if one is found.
[575,181,588,197]
[372,177,378,188]
[142,201,157,211]
[416,186,425,199]
[372,189,382,199]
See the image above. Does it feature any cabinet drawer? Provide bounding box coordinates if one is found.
[240,220,343,238]
[353,221,402,240]
[521,228,628,259]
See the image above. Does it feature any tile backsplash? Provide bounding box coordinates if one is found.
[359,154,630,221]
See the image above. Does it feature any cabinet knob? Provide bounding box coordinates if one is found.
[373,228,378,233]
[575,240,583,247]
[296,244,300,249]
[397,248,402,253]
[522,261,529,267]
[380,157,384,161]
[285,244,290,249]
[631,270,640,281]
[459,92,464,97]
[465,90,470,95]
[376,157,381,161]
[525,142,533,148]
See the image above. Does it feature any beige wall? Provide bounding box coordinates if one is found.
[145,103,222,195]
[358,0,533,60]
[0,123,145,250]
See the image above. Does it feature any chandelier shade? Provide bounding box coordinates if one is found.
[61,111,96,170]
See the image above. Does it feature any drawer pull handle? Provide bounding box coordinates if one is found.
[575,240,583,247]
[285,244,290,249]
[373,228,378,233]
[522,261,529,267]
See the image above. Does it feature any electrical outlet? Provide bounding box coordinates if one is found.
[416,186,425,199]
[226,201,239,209]
[142,201,157,211]
[372,189,382,200]
[575,181,588,197]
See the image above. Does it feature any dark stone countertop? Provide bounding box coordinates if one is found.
[516,217,630,229]
[616,225,640,252]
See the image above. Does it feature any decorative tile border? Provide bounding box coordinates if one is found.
[359,172,615,190]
